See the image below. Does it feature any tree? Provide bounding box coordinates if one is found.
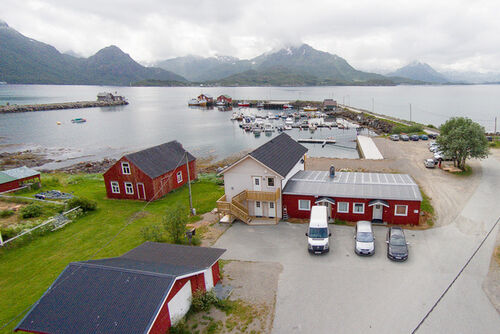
[162,204,188,244]
[437,117,489,170]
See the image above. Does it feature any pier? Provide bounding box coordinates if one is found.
[0,100,128,113]
[297,138,337,144]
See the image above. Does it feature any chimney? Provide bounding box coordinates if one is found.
[329,165,335,178]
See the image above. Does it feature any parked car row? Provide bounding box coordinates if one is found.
[305,206,409,261]
[390,133,436,142]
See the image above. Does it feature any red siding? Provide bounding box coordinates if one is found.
[211,262,221,285]
[282,194,420,225]
[103,157,196,202]
[149,272,206,334]
[0,175,40,193]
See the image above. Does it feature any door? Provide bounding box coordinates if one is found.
[255,201,262,216]
[252,176,262,191]
[268,202,276,218]
[372,204,383,220]
[204,267,214,291]
[136,183,146,200]
[319,202,332,221]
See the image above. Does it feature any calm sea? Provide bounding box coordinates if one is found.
[0,85,498,168]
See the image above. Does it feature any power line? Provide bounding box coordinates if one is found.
[412,215,500,333]
[0,152,190,331]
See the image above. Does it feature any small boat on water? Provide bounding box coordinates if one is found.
[283,104,294,110]
[285,117,294,126]
[256,101,265,109]
[188,98,200,106]
[238,101,250,107]
[263,122,274,133]
[267,112,278,120]
[284,125,292,130]
[71,118,86,123]
[303,106,318,112]
[56,121,62,125]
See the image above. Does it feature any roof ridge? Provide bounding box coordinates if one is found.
[73,261,178,279]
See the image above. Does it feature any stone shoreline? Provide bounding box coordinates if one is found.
[0,100,128,113]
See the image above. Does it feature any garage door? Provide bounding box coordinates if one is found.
[204,268,214,291]
[168,280,192,325]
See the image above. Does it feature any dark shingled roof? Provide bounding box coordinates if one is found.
[15,243,225,334]
[125,141,195,179]
[249,133,308,177]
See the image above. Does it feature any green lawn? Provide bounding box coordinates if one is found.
[0,173,224,333]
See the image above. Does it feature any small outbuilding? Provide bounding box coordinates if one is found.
[103,141,196,201]
[15,242,226,334]
[282,170,422,225]
[216,95,232,105]
[198,94,214,104]
[323,99,338,111]
[0,166,40,193]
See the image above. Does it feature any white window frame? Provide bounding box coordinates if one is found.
[110,181,120,194]
[395,205,408,216]
[121,162,131,175]
[353,203,365,214]
[337,202,349,213]
[124,182,134,195]
[267,177,275,187]
[298,199,311,211]
[177,171,183,183]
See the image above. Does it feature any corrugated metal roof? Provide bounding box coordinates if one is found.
[0,172,16,184]
[125,141,195,179]
[1,166,39,181]
[283,170,422,201]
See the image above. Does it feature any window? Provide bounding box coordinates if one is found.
[267,177,275,187]
[298,199,311,211]
[124,182,134,195]
[177,171,183,183]
[337,202,349,213]
[353,203,365,214]
[254,178,260,186]
[395,205,408,216]
[121,162,131,175]
[269,202,275,209]
[256,201,261,208]
[110,181,120,194]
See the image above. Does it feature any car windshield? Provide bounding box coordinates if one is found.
[390,236,406,246]
[309,227,328,238]
[357,231,373,242]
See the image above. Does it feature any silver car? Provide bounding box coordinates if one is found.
[424,158,436,168]
[354,221,375,256]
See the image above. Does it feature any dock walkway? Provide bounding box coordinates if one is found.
[357,135,383,160]
[0,100,128,113]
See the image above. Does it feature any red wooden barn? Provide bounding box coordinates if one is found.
[216,94,232,104]
[103,141,196,201]
[282,169,422,225]
[15,242,226,334]
[0,166,40,193]
[197,94,214,103]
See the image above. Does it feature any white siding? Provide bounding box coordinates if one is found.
[282,155,306,188]
[168,281,192,325]
[204,268,214,290]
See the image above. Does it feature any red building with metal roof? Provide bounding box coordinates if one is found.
[103,141,196,201]
[0,166,40,193]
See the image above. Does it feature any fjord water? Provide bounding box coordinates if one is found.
[0,84,498,167]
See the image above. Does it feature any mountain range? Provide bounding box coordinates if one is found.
[0,21,186,85]
[1,20,498,86]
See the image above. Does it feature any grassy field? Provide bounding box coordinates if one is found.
[0,173,224,333]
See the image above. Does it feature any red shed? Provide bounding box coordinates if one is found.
[282,170,422,225]
[0,166,40,193]
[15,242,226,334]
[103,141,196,201]
[216,94,232,105]
[198,94,214,104]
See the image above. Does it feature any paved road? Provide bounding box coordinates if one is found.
[215,156,500,333]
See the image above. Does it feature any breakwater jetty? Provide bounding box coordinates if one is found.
[0,100,128,114]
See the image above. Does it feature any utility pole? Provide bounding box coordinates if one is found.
[185,152,194,215]
[410,103,412,123]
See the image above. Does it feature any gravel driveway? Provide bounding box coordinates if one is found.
[215,155,500,333]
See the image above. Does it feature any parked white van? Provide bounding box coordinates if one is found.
[305,206,331,254]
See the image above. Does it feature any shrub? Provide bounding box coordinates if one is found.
[66,197,97,212]
[141,225,167,242]
[191,290,218,312]
[391,124,423,134]
[20,203,43,218]
[163,204,188,244]
[0,209,14,218]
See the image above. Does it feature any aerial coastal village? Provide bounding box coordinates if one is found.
[1,2,500,334]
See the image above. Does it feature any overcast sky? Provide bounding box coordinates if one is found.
[3,0,500,73]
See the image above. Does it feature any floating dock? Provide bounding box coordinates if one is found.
[0,100,128,113]
[297,138,336,144]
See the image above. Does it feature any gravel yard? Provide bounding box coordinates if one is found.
[306,137,483,226]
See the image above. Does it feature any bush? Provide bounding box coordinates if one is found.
[0,209,14,218]
[191,290,218,312]
[391,124,423,134]
[66,197,97,212]
[163,204,188,244]
[20,203,43,218]
[141,225,167,242]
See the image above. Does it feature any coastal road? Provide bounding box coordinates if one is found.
[214,155,500,333]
